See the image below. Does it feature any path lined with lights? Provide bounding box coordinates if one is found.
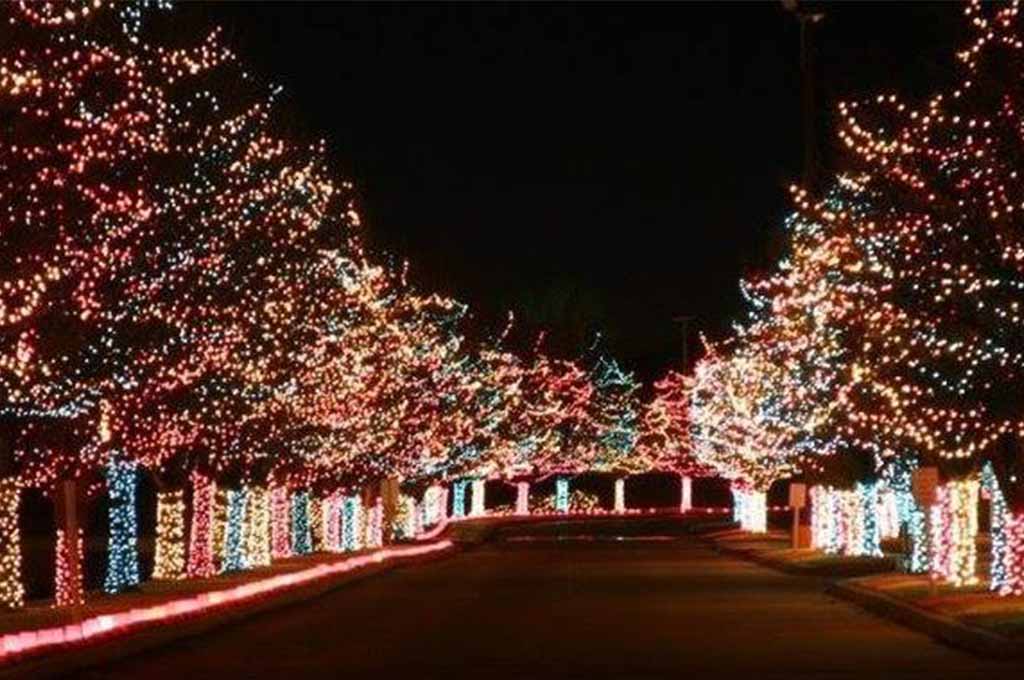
[65,524,1010,680]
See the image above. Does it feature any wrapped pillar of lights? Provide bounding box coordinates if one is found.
[246,486,272,568]
[321,496,337,552]
[397,496,417,539]
[270,486,291,559]
[308,494,324,552]
[104,458,140,594]
[949,478,980,587]
[221,487,248,573]
[555,477,570,514]
[342,495,359,551]
[516,481,530,516]
[470,479,486,517]
[369,499,383,549]
[839,489,860,555]
[437,487,449,525]
[982,464,1009,592]
[211,488,226,572]
[187,471,216,578]
[878,488,901,541]
[291,490,312,555]
[452,481,468,518]
[54,528,84,607]
[929,479,980,587]
[422,486,439,526]
[998,512,1024,596]
[152,490,186,580]
[680,475,692,513]
[733,485,746,524]
[740,490,767,533]
[0,479,24,608]
[614,478,625,513]
[855,481,882,557]
[810,486,830,550]
[907,506,929,574]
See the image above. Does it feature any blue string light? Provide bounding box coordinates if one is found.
[222,488,249,572]
[452,480,468,518]
[555,477,570,513]
[291,490,312,555]
[342,495,358,551]
[104,457,140,594]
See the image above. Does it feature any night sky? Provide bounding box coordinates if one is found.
[176,2,964,382]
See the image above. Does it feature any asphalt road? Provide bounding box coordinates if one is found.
[71,523,1020,679]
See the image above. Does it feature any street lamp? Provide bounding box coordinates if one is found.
[782,0,825,190]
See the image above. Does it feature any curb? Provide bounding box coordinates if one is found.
[826,580,1023,659]
[0,543,458,679]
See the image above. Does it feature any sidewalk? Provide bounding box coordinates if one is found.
[0,540,454,678]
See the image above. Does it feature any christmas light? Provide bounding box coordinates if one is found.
[614,478,625,513]
[246,486,272,568]
[291,491,312,556]
[221,488,248,573]
[54,529,84,607]
[0,480,23,609]
[186,472,216,579]
[470,479,486,517]
[271,487,292,560]
[104,458,140,594]
[515,481,529,516]
[152,490,186,580]
[452,481,468,518]
[555,477,570,514]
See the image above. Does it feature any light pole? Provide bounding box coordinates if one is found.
[782,0,825,190]
[673,315,695,371]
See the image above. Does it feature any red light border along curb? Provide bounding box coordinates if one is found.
[0,539,454,666]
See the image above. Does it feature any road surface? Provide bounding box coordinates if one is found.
[71,522,1018,679]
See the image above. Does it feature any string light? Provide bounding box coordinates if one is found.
[54,529,84,607]
[515,481,530,516]
[270,486,291,560]
[186,472,216,579]
[104,458,140,594]
[0,480,23,609]
[222,488,248,573]
[452,481,468,518]
[246,486,272,568]
[555,477,570,514]
[152,490,186,580]
[291,491,312,556]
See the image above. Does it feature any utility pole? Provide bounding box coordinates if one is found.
[782,1,825,190]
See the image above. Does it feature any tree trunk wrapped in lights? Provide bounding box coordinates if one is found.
[929,478,980,587]
[104,458,140,594]
[308,493,324,552]
[734,487,767,534]
[270,486,291,559]
[186,471,216,578]
[0,479,24,609]
[452,480,468,518]
[246,486,272,567]
[291,490,312,555]
[54,528,84,608]
[152,489,186,580]
[53,480,84,607]
[221,487,248,573]
[555,477,570,514]
[680,475,692,513]
[470,479,486,517]
[613,478,625,513]
[515,481,530,516]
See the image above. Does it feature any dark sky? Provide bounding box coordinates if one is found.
[176,2,964,382]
